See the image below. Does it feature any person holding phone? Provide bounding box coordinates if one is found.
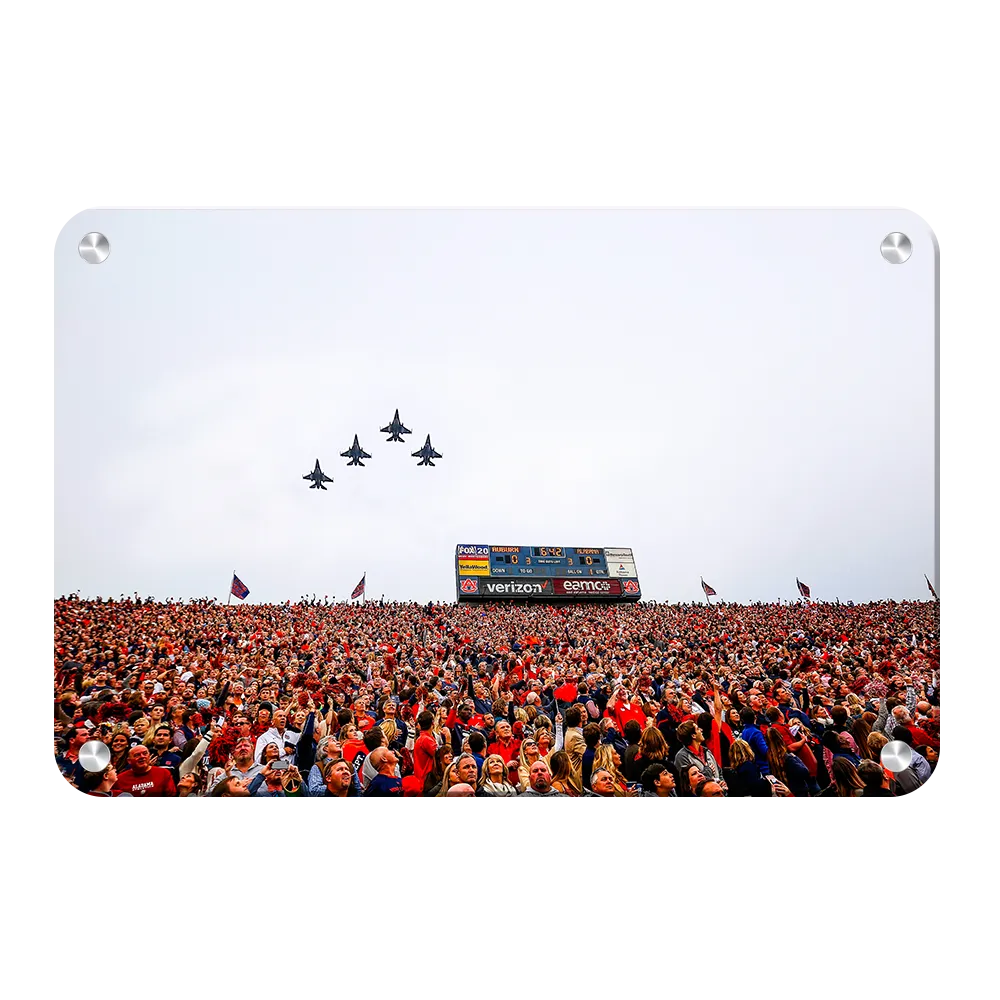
[765,727,817,796]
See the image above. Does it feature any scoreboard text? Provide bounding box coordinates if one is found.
[455,545,640,602]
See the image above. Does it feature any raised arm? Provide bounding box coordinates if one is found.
[295,711,317,772]
[874,697,890,735]
[179,734,211,778]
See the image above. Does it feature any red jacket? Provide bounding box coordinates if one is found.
[488,737,522,763]
[903,723,935,749]
[609,700,646,733]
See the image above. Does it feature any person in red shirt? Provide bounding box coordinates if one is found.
[353,696,376,732]
[606,688,646,734]
[113,745,176,797]
[445,701,484,731]
[339,724,368,766]
[404,710,437,796]
[487,719,521,763]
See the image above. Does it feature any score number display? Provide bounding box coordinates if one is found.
[455,545,641,601]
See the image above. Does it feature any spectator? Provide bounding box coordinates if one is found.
[52,594,939,801]
[562,705,586,793]
[80,763,118,797]
[765,727,816,797]
[364,748,403,797]
[858,759,894,797]
[581,723,602,790]
[625,725,670,781]
[487,719,521,764]
[725,739,771,797]
[321,758,354,797]
[547,750,577,796]
[467,731,487,775]
[516,737,541,792]
[520,760,565,797]
[818,757,865,797]
[423,744,454,797]
[738,709,771,776]
[639,763,677,797]
[211,776,252,797]
[694,780,725,797]
[113,745,176,797]
[478,754,518,797]
[590,768,617,797]
[890,727,933,783]
[674,720,723,795]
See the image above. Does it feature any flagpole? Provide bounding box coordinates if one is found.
[228,571,233,605]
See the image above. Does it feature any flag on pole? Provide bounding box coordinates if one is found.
[351,574,366,600]
[925,574,938,600]
[701,578,717,597]
[796,578,811,599]
[230,574,250,600]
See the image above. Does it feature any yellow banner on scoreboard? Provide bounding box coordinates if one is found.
[458,558,490,576]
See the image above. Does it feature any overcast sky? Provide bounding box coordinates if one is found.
[55,209,936,604]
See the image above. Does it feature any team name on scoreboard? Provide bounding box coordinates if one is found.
[456,544,490,557]
[455,544,640,602]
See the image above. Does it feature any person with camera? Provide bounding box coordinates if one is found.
[247,759,304,796]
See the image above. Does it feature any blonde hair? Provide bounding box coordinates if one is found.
[518,736,540,773]
[728,739,754,768]
[592,744,625,794]
[379,719,397,744]
[479,754,509,788]
[436,762,457,797]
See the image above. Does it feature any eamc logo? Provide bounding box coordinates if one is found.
[457,544,490,557]
[461,578,479,594]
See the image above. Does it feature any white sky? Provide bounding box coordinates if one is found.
[55,209,936,604]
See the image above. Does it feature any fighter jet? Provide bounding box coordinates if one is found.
[302,459,334,490]
[380,408,412,442]
[412,434,442,467]
[340,434,372,467]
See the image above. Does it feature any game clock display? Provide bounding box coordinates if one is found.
[455,544,641,601]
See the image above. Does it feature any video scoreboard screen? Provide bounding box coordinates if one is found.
[455,545,641,602]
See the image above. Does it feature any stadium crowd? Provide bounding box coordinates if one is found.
[53,595,939,798]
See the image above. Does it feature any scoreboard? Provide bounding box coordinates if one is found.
[455,545,641,602]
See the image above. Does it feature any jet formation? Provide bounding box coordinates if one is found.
[302,459,334,490]
[340,434,372,467]
[412,434,442,467]
[380,408,411,442]
[303,408,441,488]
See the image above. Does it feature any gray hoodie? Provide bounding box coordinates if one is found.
[519,786,566,796]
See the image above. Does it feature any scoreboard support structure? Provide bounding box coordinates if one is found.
[455,545,641,603]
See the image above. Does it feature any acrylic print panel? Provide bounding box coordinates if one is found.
[54,210,937,604]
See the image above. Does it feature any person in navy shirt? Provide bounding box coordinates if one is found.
[364,748,403,796]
